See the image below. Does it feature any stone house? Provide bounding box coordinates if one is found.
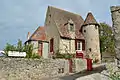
[45,6,101,62]
[26,6,101,62]
[25,26,49,58]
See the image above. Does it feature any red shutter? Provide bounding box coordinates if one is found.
[75,39,77,50]
[50,38,54,52]
[82,40,85,50]
[38,43,43,56]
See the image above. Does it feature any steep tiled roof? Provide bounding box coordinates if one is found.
[82,12,98,26]
[29,26,46,41]
[47,6,84,39]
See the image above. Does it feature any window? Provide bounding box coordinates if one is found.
[77,42,82,51]
[95,25,98,29]
[84,30,86,33]
[89,48,92,52]
[69,23,74,31]
[70,23,74,26]
[49,14,51,17]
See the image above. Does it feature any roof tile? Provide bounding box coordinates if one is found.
[48,6,84,39]
[29,26,46,41]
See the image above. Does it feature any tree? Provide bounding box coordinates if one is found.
[99,23,115,53]
[4,43,16,56]
[4,39,40,58]
[16,39,23,52]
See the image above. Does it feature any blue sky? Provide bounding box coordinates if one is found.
[0,0,120,50]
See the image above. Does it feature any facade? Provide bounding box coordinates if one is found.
[26,6,101,62]
[45,6,85,56]
[25,26,49,58]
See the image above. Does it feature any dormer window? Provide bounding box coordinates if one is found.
[70,23,74,26]
[68,19,75,32]
[70,23,74,31]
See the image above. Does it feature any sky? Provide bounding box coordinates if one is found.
[0,0,120,50]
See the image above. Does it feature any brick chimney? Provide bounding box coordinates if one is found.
[27,32,30,40]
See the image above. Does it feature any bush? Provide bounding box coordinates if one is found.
[4,39,41,59]
[31,53,41,59]
[55,50,75,59]
[106,63,120,80]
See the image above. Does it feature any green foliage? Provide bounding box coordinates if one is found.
[99,23,115,53]
[31,53,41,59]
[110,74,120,80]
[4,39,41,58]
[4,43,16,56]
[106,63,120,80]
[55,50,75,59]
[16,39,23,52]
[24,44,33,58]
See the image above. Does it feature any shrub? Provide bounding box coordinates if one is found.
[106,63,120,80]
[4,39,41,59]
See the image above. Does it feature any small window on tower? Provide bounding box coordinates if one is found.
[84,30,86,33]
[89,48,92,52]
[95,25,98,29]
[49,14,51,17]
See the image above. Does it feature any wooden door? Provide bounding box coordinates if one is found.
[38,43,43,56]
[50,38,54,52]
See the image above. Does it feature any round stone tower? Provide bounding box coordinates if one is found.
[81,12,101,63]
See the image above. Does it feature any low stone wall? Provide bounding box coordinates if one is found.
[74,59,87,72]
[0,58,69,80]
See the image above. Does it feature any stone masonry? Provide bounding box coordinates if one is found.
[0,58,69,80]
[111,6,120,65]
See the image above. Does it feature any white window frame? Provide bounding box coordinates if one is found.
[77,41,82,51]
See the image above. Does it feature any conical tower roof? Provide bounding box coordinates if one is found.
[82,12,98,26]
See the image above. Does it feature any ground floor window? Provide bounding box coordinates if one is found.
[77,41,82,51]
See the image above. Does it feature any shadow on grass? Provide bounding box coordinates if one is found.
[60,65,106,80]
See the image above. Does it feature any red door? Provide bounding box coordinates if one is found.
[38,43,43,56]
[69,59,73,73]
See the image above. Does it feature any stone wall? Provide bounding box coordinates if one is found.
[74,59,87,73]
[59,39,75,54]
[111,6,120,64]
[0,58,69,80]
